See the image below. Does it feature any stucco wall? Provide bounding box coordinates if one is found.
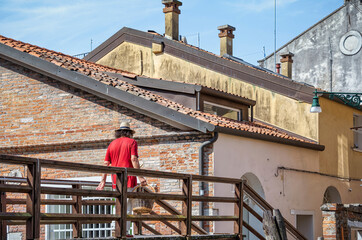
[97,42,318,141]
[213,133,362,238]
[319,97,362,179]
[261,2,362,92]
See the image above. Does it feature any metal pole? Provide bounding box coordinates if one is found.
[274,0,277,72]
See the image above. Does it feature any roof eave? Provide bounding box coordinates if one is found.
[0,43,215,133]
[215,126,325,151]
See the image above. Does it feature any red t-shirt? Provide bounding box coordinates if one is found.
[104,137,138,189]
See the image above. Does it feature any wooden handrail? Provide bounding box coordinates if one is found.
[0,154,307,240]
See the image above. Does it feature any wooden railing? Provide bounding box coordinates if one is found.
[0,154,306,239]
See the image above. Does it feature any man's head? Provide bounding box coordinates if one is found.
[115,122,135,139]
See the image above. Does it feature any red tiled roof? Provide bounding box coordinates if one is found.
[0,35,317,145]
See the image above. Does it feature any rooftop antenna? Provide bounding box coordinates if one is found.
[263,46,266,58]
[198,32,200,48]
[274,0,277,72]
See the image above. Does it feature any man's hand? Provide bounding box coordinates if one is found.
[139,177,147,186]
[96,179,106,190]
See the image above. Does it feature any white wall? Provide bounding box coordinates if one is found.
[213,133,362,239]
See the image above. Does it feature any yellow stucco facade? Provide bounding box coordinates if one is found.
[96,41,361,179]
[319,97,362,179]
[97,42,318,141]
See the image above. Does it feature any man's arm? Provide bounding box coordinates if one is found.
[96,161,110,190]
[131,155,147,186]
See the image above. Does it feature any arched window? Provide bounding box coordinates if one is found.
[241,173,265,240]
[323,186,342,204]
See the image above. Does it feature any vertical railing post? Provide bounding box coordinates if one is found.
[234,180,245,240]
[134,213,142,235]
[72,184,82,238]
[181,175,192,236]
[0,180,7,240]
[115,169,128,238]
[26,160,41,240]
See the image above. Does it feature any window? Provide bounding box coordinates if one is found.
[353,114,362,150]
[203,101,240,120]
[45,176,116,239]
[46,194,114,240]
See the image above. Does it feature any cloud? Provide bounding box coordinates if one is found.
[225,0,298,12]
[0,0,160,54]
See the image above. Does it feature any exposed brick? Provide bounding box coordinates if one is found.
[0,59,216,238]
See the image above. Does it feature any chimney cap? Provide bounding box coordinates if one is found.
[162,0,182,6]
[217,24,236,31]
[280,52,294,57]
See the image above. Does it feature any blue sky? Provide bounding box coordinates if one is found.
[0,0,343,64]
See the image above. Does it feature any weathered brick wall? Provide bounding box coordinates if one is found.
[321,203,362,240]
[0,59,215,237]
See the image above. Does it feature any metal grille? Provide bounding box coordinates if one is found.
[46,195,114,239]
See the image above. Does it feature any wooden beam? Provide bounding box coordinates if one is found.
[26,161,41,240]
[149,211,181,234]
[0,213,32,220]
[41,186,119,198]
[40,213,120,221]
[243,220,266,240]
[127,191,187,201]
[141,222,162,235]
[143,188,207,235]
[72,184,82,238]
[192,195,238,203]
[234,181,244,239]
[0,184,32,193]
[181,176,192,236]
[0,180,7,240]
[115,170,128,238]
[127,215,186,221]
[192,216,239,221]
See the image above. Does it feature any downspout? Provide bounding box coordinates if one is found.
[199,131,219,229]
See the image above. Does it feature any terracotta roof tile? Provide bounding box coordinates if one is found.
[0,35,317,145]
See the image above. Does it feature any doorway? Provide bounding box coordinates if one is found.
[296,214,314,240]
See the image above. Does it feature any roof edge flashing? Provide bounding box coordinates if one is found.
[215,126,325,151]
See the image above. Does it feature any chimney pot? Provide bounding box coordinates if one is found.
[276,63,281,73]
[218,24,236,56]
[162,0,182,40]
[280,52,294,78]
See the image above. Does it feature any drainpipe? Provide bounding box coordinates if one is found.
[199,132,219,229]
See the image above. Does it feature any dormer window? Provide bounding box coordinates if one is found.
[203,101,241,121]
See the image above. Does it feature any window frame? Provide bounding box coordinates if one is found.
[203,101,241,121]
[44,176,116,239]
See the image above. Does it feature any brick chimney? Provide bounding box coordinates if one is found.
[218,25,236,56]
[280,52,294,78]
[162,0,182,40]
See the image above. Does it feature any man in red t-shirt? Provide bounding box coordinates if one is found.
[96,122,147,190]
